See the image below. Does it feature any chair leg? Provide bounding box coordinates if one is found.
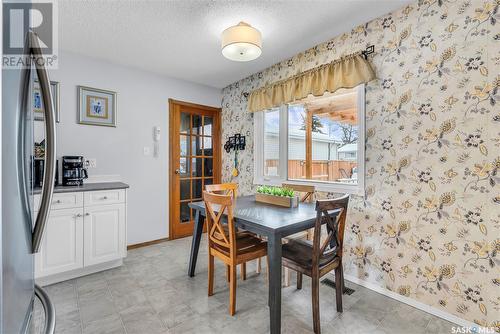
[241,263,247,280]
[229,264,237,316]
[256,257,261,274]
[312,274,320,334]
[284,267,290,287]
[208,255,214,296]
[297,272,303,290]
[226,265,230,282]
[335,265,343,312]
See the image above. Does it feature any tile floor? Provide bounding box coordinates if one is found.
[31,236,456,334]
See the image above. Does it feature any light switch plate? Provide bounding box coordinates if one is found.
[143,147,151,156]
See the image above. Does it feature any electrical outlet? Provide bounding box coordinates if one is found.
[86,158,97,168]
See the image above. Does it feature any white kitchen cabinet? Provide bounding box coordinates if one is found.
[34,207,84,278]
[34,185,128,286]
[84,203,126,266]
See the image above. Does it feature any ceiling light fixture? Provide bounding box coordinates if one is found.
[221,22,262,62]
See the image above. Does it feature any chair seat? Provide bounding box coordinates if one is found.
[212,234,267,261]
[282,239,339,273]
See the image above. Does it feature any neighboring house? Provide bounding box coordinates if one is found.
[337,143,357,161]
[264,128,340,161]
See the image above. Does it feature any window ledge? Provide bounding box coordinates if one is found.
[254,177,363,196]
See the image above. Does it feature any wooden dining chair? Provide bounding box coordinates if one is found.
[205,183,238,198]
[281,183,315,286]
[205,183,250,280]
[282,183,315,203]
[203,191,268,316]
[282,194,349,334]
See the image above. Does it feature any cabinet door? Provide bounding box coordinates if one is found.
[84,204,125,266]
[35,208,84,278]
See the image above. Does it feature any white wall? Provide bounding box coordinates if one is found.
[48,51,221,245]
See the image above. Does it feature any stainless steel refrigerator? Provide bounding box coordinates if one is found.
[2,25,57,334]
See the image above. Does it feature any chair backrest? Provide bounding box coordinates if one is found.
[311,194,349,268]
[203,191,236,256]
[282,183,315,202]
[339,168,350,179]
[205,183,238,198]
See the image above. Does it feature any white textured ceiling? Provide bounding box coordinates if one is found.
[59,0,410,88]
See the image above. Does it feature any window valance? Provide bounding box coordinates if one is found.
[248,52,375,112]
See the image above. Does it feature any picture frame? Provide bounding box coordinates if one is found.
[33,80,60,123]
[78,85,117,127]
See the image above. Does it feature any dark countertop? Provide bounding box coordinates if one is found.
[33,182,129,194]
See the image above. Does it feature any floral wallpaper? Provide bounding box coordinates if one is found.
[220,0,500,329]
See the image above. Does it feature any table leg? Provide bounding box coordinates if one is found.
[267,233,282,334]
[188,210,204,277]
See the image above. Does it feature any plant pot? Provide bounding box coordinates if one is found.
[255,193,299,208]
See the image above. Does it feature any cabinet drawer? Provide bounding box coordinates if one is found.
[84,189,125,206]
[34,192,83,211]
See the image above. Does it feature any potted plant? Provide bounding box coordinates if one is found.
[255,186,299,208]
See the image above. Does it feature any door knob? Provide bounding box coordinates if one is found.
[175,169,180,174]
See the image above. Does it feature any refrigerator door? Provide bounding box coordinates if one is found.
[2,24,57,334]
[1,57,35,334]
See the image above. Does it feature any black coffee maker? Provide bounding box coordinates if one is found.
[62,156,88,186]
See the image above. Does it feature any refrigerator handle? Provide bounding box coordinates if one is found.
[30,31,57,253]
[35,285,56,334]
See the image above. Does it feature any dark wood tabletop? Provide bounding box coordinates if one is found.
[188,195,339,334]
[189,195,319,235]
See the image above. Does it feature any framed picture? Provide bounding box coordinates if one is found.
[78,86,117,127]
[33,80,60,123]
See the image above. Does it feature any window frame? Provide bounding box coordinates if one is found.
[253,84,365,195]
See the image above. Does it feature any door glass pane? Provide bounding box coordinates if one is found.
[192,179,202,199]
[180,112,190,134]
[180,179,190,200]
[191,158,202,177]
[179,157,188,175]
[191,136,202,156]
[204,178,213,189]
[203,137,212,156]
[203,116,213,136]
[192,114,202,135]
[180,135,188,156]
[180,202,191,223]
[204,158,213,177]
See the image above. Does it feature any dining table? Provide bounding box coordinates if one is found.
[187,195,339,334]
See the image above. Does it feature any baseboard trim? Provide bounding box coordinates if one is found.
[343,273,477,329]
[127,237,169,250]
[36,259,123,286]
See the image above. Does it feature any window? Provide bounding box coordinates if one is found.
[264,108,280,176]
[254,85,365,194]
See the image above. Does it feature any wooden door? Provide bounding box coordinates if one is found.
[169,99,221,239]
